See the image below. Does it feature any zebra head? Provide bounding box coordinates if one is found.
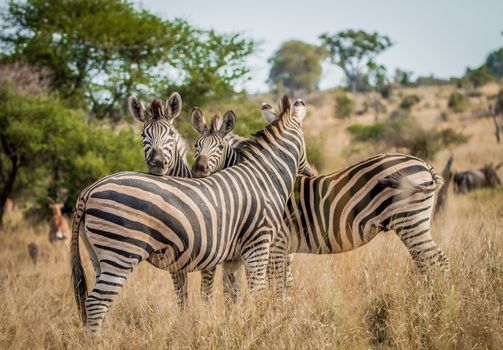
[128,93,183,176]
[191,108,236,178]
[261,99,314,177]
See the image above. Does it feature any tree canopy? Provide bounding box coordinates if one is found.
[0,0,254,120]
[319,30,392,92]
[0,64,144,224]
[268,40,326,95]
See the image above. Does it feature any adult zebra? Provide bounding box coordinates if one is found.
[71,96,308,333]
[190,103,450,292]
[72,93,218,309]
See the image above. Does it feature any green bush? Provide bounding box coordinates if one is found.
[399,95,421,110]
[347,115,468,160]
[334,93,355,119]
[0,83,144,220]
[448,91,467,113]
[494,89,503,115]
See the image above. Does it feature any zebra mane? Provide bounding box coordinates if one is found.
[240,95,292,157]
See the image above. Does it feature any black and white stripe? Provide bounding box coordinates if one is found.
[71,96,308,333]
[192,105,449,292]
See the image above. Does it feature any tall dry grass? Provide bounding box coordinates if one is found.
[1,83,502,349]
[0,187,502,349]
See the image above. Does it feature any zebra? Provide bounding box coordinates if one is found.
[73,93,217,307]
[191,103,450,292]
[70,96,308,333]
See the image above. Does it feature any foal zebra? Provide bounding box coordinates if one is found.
[191,103,450,291]
[71,96,308,333]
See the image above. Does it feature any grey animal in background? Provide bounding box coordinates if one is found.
[27,242,39,264]
[453,163,502,193]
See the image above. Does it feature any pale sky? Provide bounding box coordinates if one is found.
[137,0,503,93]
[2,0,502,93]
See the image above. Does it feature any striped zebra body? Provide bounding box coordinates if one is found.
[71,94,215,311]
[191,107,449,292]
[71,96,307,333]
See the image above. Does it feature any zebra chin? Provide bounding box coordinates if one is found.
[147,165,169,176]
[192,170,211,178]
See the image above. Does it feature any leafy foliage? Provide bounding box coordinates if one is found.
[399,95,421,110]
[320,30,392,92]
[334,93,355,119]
[485,47,503,77]
[268,40,326,94]
[0,0,254,120]
[448,91,467,113]
[347,116,468,160]
[0,82,144,222]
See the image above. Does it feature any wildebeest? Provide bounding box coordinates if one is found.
[453,163,502,193]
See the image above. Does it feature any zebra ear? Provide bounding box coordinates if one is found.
[292,99,306,121]
[261,103,277,124]
[165,92,182,121]
[128,96,148,122]
[220,111,236,136]
[191,108,207,134]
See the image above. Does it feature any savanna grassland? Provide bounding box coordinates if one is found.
[1,83,502,349]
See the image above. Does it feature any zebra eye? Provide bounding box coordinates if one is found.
[168,129,174,136]
[218,143,225,149]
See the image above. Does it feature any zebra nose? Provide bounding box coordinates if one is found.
[192,156,210,177]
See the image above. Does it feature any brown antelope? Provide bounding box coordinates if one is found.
[48,199,70,254]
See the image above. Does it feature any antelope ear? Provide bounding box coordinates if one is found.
[191,108,207,134]
[128,96,148,122]
[165,92,182,121]
[292,99,306,121]
[261,103,277,124]
[220,111,236,136]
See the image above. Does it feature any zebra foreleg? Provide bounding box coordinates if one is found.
[170,270,188,309]
[242,233,272,293]
[222,260,242,305]
[200,268,216,301]
[267,243,289,295]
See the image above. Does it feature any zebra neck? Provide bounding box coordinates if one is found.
[223,146,241,169]
[168,146,192,178]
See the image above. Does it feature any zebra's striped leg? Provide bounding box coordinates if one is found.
[286,254,294,290]
[201,267,216,301]
[222,260,241,304]
[267,244,289,294]
[171,270,188,309]
[242,234,272,293]
[395,220,450,273]
[85,267,133,334]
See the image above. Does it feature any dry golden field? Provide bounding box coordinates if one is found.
[1,84,502,349]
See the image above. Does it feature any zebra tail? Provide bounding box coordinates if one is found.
[379,165,444,194]
[71,200,88,324]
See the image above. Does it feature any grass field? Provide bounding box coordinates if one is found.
[1,83,502,349]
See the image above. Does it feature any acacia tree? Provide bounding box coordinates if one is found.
[319,30,392,93]
[268,40,326,94]
[0,0,253,120]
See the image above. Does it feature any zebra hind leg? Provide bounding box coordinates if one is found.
[85,264,135,335]
[395,218,450,273]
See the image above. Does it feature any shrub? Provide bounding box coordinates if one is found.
[379,85,392,99]
[448,91,467,113]
[399,95,421,110]
[334,93,355,119]
[494,89,503,115]
[347,115,469,160]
